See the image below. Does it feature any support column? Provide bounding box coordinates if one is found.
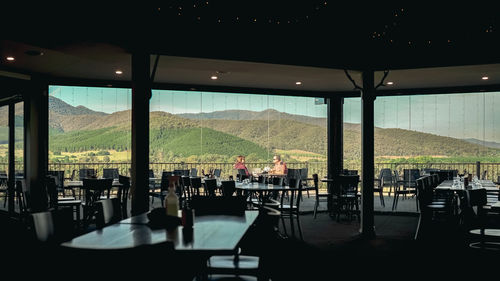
[327,96,343,178]
[130,51,151,216]
[7,104,15,214]
[360,70,376,238]
[24,80,49,212]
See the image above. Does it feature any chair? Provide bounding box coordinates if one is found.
[190,177,203,197]
[467,188,500,251]
[279,177,303,239]
[332,174,360,222]
[213,168,221,178]
[221,180,236,197]
[117,175,131,218]
[79,168,96,180]
[237,169,248,182]
[204,178,218,197]
[392,169,419,211]
[311,174,329,219]
[46,175,82,230]
[30,207,75,245]
[94,198,121,229]
[82,178,112,228]
[374,168,392,208]
[149,171,170,206]
[102,168,119,180]
[414,176,455,240]
[190,168,198,177]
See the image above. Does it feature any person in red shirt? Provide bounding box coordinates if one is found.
[234,155,249,177]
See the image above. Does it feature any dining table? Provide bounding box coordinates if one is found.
[61,210,259,254]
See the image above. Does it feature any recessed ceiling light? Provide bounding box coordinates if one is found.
[115,70,123,75]
[295,81,302,85]
[6,56,15,61]
[481,76,489,80]
[211,75,218,80]
[386,81,394,85]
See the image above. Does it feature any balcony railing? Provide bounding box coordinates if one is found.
[1,161,498,191]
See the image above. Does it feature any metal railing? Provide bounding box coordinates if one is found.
[1,161,498,191]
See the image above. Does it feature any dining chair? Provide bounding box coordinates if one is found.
[279,177,303,239]
[204,178,218,197]
[312,174,329,219]
[94,198,121,229]
[117,175,131,218]
[82,178,112,228]
[466,188,500,251]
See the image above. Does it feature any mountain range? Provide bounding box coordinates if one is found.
[2,96,500,161]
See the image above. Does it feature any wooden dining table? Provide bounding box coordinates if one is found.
[61,210,259,254]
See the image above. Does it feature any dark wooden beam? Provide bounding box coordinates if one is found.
[7,104,15,214]
[327,96,343,177]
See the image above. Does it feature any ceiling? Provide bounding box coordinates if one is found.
[2,6,500,95]
[2,39,500,96]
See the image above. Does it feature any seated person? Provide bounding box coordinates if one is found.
[233,155,249,180]
[271,155,287,175]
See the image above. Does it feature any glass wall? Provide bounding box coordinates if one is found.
[48,85,132,177]
[149,90,327,179]
[344,92,500,179]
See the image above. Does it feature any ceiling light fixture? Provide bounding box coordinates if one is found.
[295,81,302,85]
[386,81,394,85]
[6,56,15,61]
[211,75,218,80]
[481,76,489,80]
[115,70,123,75]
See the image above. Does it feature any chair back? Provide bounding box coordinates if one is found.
[103,168,119,179]
[79,168,96,180]
[118,175,131,218]
[403,169,420,187]
[379,168,393,185]
[31,211,55,243]
[190,177,202,196]
[213,168,221,178]
[271,176,284,186]
[221,180,236,197]
[332,175,359,197]
[204,178,218,197]
[190,168,198,177]
[95,198,121,228]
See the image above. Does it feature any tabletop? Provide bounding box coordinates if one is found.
[65,179,122,187]
[235,182,297,191]
[61,210,259,253]
[435,179,499,191]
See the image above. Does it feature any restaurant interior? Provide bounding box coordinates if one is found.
[1,5,500,280]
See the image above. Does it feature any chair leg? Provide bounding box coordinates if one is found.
[313,199,318,219]
[380,191,385,207]
[392,193,398,211]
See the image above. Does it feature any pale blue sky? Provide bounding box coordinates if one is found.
[49,85,500,143]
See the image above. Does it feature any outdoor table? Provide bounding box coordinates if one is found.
[235,182,297,206]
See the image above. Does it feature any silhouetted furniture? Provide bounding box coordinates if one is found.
[221,180,236,197]
[237,169,248,182]
[190,176,203,197]
[204,178,218,197]
[79,168,96,180]
[467,188,500,251]
[374,168,393,207]
[46,175,82,229]
[414,176,455,240]
[82,178,112,228]
[279,177,303,239]
[149,171,170,206]
[333,174,360,222]
[102,168,119,179]
[392,169,419,211]
[311,174,328,219]
[190,168,198,177]
[30,207,75,245]
[95,198,121,229]
[117,175,131,218]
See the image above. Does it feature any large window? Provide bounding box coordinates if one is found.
[150,90,327,179]
[344,92,500,178]
[48,85,132,177]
